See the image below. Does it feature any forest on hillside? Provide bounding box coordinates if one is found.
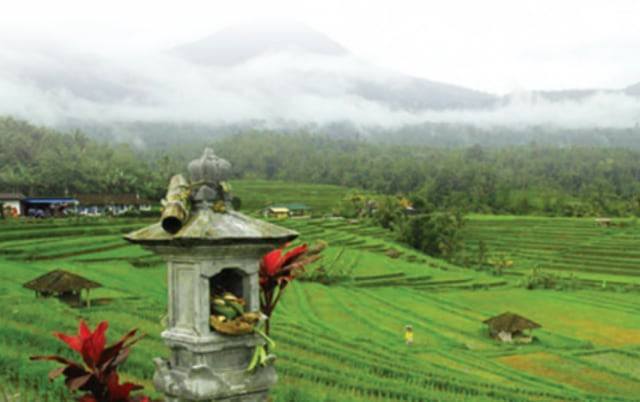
[2,116,640,216]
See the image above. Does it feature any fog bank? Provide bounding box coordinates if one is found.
[1,45,639,130]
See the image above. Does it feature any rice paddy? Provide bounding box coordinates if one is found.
[0,211,639,401]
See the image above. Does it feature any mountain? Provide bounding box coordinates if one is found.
[172,20,348,66]
[171,20,498,111]
[2,19,639,133]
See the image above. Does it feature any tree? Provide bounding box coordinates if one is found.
[373,196,403,229]
[396,210,465,259]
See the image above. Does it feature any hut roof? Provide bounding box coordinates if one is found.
[273,203,311,211]
[0,192,25,201]
[25,197,78,205]
[23,270,102,293]
[482,312,541,333]
[267,207,290,213]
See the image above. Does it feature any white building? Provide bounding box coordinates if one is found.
[0,193,26,216]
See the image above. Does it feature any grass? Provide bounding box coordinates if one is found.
[0,210,639,401]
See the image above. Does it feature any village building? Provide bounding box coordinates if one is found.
[263,206,290,219]
[76,194,152,216]
[0,192,26,217]
[23,269,102,307]
[24,197,78,217]
[483,312,541,343]
[263,203,311,219]
[283,203,312,216]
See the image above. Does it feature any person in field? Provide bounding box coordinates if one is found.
[404,325,414,346]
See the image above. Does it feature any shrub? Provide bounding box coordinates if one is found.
[522,267,557,289]
[487,253,513,276]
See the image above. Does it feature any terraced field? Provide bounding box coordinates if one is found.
[230,180,359,214]
[0,216,639,401]
[462,215,640,286]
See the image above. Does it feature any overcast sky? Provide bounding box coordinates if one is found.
[1,0,639,95]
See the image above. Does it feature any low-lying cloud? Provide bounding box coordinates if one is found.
[1,45,639,130]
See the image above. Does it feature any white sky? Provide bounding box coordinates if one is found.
[1,0,639,95]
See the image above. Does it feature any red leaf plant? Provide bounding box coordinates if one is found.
[259,242,324,334]
[31,320,149,402]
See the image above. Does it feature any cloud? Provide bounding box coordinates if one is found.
[1,45,639,131]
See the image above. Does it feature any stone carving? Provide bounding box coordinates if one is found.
[125,149,298,402]
[188,148,232,206]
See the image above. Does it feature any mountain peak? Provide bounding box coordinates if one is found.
[171,19,348,66]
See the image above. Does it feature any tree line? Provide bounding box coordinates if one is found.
[0,117,178,199]
[3,117,640,217]
[214,132,640,217]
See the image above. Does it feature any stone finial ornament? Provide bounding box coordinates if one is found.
[187,148,232,205]
[188,148,231,184]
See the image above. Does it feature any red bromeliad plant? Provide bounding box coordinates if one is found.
[30,320,149,402]
[259,242,324,334]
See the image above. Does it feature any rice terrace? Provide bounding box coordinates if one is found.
[1,176,640,400]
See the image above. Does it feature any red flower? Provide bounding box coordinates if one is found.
[261,248,285,277]
[31,320,147,402]
[105,373,143,402]
[260,244,308,284]
[55,320,108,367]
[259,243,324,335]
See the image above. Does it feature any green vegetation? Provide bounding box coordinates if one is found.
[1,209,640,400]
[0,117,173,198]
[4,117,640,217]
[214,133,640,217]
[230,180,355,214]
[461,215,640,286]
[396,211,466,259]
[2,118,640,399]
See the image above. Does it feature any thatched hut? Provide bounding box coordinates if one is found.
[483,312,540,343]
[23,269,101,307]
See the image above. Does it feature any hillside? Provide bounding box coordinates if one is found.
[1,202,640,400]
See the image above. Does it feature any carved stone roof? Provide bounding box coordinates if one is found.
[124,209,298,245]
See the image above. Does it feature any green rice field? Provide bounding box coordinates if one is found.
[0,213,639,401]
[462,215,640,286]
